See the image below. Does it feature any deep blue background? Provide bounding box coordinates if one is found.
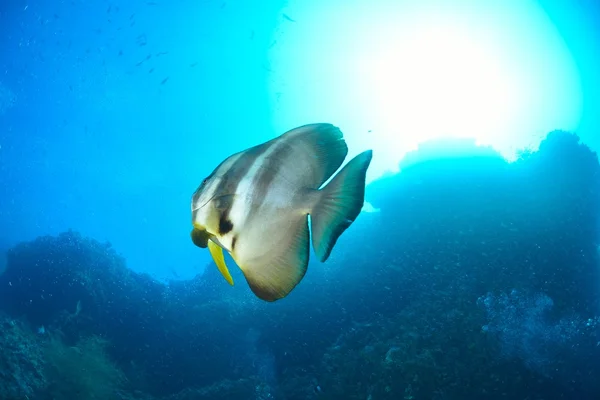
[1,0,599,280]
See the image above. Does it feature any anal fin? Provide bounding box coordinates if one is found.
[234,215,310,302]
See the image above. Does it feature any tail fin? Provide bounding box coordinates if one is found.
[310,150,373,262]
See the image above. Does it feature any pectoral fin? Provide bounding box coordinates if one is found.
[208,240,234,285]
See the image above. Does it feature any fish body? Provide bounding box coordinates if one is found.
[191,123,372,301]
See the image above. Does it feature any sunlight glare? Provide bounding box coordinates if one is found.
[357,16,522,165]
[268,0,583,182]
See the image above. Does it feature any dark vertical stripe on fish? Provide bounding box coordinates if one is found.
[249,140,294,214]
[214,142,274,234]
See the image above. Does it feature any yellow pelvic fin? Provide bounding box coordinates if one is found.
[208,240,234,286]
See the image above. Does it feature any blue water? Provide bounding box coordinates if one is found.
[1,1,600,399]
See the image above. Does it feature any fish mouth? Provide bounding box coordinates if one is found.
[193,222,207,231]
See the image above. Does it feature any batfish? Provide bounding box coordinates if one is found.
[190,123,372,301]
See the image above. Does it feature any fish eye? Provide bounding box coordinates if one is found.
[195,178,209,193]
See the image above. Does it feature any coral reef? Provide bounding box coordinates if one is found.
[163,378,273,400]
[0,130,599,399]
[44,334,125,400]
[0,314,46,399]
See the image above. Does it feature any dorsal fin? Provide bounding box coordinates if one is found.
[273,123,348,189]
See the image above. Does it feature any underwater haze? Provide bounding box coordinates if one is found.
[1,0,600,399]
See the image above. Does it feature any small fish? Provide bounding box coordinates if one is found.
[135,54,152,66]
[160,77,169,85]
[283,13,296,22]
[190,123,372,301]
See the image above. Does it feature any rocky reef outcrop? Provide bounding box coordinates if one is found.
[1,130,599,399]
